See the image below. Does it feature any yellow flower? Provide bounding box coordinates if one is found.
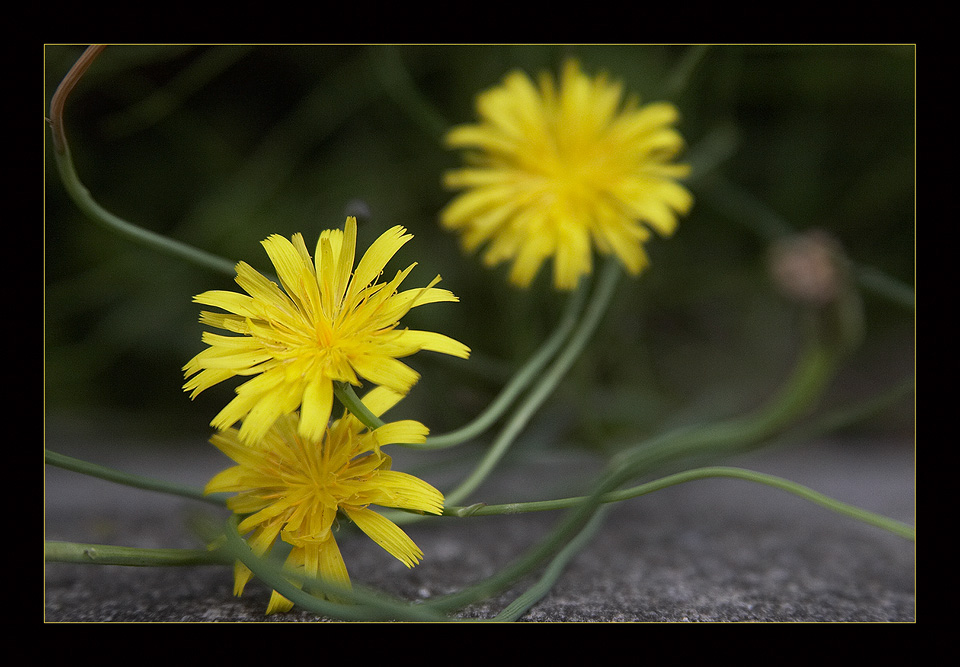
[183,216,470,446]
[205,386,443,615]
[441,59,694,290]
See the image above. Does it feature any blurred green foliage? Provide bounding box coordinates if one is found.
[44,44,914,445]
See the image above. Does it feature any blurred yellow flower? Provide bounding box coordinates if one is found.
[442,59,693,290]
[205,387,443,615]
[183,216,470,446]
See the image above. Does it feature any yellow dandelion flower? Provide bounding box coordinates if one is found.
[183,216,470,446]
[205,386,443,615]
[441,59,694,290]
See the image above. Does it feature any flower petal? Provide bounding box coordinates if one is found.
[343,507,424,568]
[299,377,334,442]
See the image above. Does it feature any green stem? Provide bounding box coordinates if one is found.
[855,265,915,310]
[490,506,611,622]
[335,277,589,448]
[665,45,711,98]
[217,516,449,621]
[370,45,450,141]
[446,465,914,541]
[443,258,621,507]
[422,482,612,613]
[103,46,255,139]
[45,449,226,507]
[594,339,839,494]
[422,330,844,613]
[48,45,237,277]
[697,173,914,310]
[333,382,384,431]
[776,374,915,448]
[51,143,237,276]
[420,278,589,449]
[45,540,230,567]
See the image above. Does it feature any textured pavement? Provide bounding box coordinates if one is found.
[44,425,915,623]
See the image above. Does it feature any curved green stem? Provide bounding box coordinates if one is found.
[421,328,846,613]
[443,258,621,507]
[335,277,589,448]
[333,382,385,431]
[48,45,237,277]
[776,374,915,448]
[51,140,238,277]
[217,516,449,621]
[665,44,711,98]
[103,46,255,139]
[45,540,230,567]
[446,465,914,541]
[45,449,227,507]
[421,279,589,449]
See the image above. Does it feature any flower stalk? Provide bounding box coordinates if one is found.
[441,257,622,507]
[48,45,237,277]
[44,541,230,567]
[444,466,915,541]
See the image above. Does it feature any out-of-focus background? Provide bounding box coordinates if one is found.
[44,44,915,452]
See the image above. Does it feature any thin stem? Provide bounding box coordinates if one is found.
[855,265,915,310]
[443,258,621,507]
[216,516,449,621]
[490,506,611,622]
[48,45,237,276]
[45,449,227,507]
[422,464,625,614]
[103,46,255,138]
[419,278,589,449]
[52,142,238,276]
[48,45,106,154]
[333,382,384,431]
[370,45,450,141]
[665,45,710,99]
[421,330,844,613]
[697,173,914,310]
[446,465,914,541]
[776,374,915,448]
[335,278,589,449]
[45,540,230,567]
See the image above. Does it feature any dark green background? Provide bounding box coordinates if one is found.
[44,45,915,449]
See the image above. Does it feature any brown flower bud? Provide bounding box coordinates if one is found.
[768,230,845,307]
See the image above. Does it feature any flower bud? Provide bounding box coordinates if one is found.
[768,229,863,355]
[768,230,845,307]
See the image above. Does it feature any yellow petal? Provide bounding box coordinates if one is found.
[261,235,310,304]
[317,538,351,592]
[391,329,471,359]
[370,419,429,446]
[193,290,259,318]
[350,355,420,394]
[343,507,423,569]
[358,386,406,418]
[299,378,334,442]
[265,591,295,615]
[349,225,411,301]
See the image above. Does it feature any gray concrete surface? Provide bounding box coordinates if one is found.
[44,425,914,623]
